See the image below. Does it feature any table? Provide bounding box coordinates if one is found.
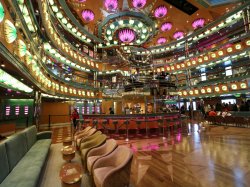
[60,163,82,187]
[61,145,76,162]
[63,137,73,146]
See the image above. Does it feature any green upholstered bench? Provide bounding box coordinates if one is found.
[0,125,52,187]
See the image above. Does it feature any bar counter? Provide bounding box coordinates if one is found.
[80,112,181,134]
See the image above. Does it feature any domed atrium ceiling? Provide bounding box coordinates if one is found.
[0,0,249,100]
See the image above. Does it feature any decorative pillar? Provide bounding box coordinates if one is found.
[33,91,42,129]
[243,6,250,33]
[94,72,98,88]
[84,100,88,114]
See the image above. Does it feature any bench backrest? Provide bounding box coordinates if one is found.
[0,143,9,184]
[0,126,38,183]
[5,132,28,171]
[23,126,37,149]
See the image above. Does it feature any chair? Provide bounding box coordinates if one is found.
[75,128,97,147]
[80,134,107,172]
[74,126,92,144]
[93,119,98,129]
[102,119,108,133]
[224,116,235,127]
[157,118,166,140]
[79,131,102,148]
[87,139,118,174]
[112,120,119,136]
[206,116,215,125]
[93,146,133,187]
[135,120,142,136]
[214,116,225,126]
[235,117,249,127]
[166,116,179,133]
[84,119,91,126]
[123,120,130,142]
[74,126,92,137]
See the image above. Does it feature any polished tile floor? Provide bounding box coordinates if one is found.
[118,124,250,187]
[50,123,250,187]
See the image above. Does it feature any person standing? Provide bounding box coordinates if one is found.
[109,107,114,114]
[180,105,185,114]
[71,108,79,130]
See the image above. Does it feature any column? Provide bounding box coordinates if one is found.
[33,91,42,129]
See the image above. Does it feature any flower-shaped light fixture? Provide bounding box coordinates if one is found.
[157,37,167,44]
[0,2,4,23]
[82,9,95,22]
[132,0,147,9]
[4,20,17,43]
[161,22,172,32]
[118,29,136,43]
[104,0,118,11]
[192,18,205,29]
[173,31,184,40]
[154,5,167,18]
[17,39,27,57]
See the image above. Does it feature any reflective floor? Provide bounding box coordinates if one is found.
[50,123,250,187]
[117,124,250,187]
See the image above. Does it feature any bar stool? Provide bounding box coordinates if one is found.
[102,119,108,134]
[112,120,119,136]
[93,119,98,129]
[84,119,91,127]
[167,116,180,134]
[157,118,166,140]
[135,120,142,136]
[123,120,130,142]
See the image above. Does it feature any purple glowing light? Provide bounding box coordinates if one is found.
[132,0,147,9]
[192,18,205,29]
[157,37,167,44]
[82,9,95,22]
[154,5,167,18]
[78,0,86,2]
[173,31,184,39]
[119,29,136,43]
[161,22,172,32]
[104,0,118,11]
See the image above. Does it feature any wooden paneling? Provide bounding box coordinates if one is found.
[101,100,113,114]
[40,102,70,125]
